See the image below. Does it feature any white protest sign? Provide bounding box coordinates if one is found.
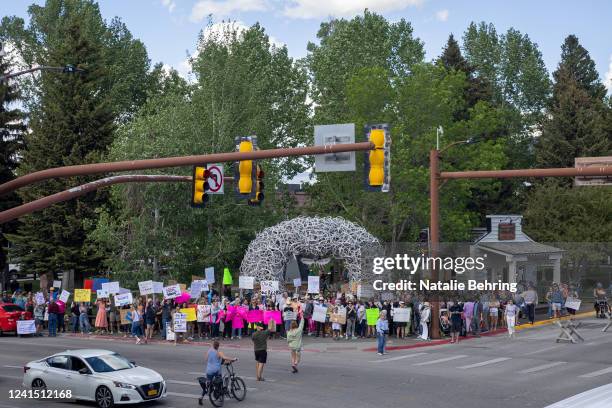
[114,292,133,307]
[163,284,181,299]
[53,280,62,288]
[293,278,302,287]
[173,312,187,332]
[307,276,320,294]
[59,290,70,303]
[565,298,582,310]
[138,280,154,296]
[152,281,164,294]
[35,292,45,305]
[260,280,279,293]
[312,304,327,323]
[96,289,109,299]
[239,276,254,290]
[190,281,202,298]
[393,308,411,322]
[205,267,215,284]
[17,320,36,335]
[166,327,175,341]
[102,281,120,294]
[200,280,209,292]
[357,284,374,299]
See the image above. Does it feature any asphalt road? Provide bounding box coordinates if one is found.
[0,318,611,408]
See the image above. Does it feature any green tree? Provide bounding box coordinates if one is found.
[0,50,26,287]
[90,22,311,286]
[3,0,151,283]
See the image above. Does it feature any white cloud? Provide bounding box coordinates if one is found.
[282,0,423,19]
[435,9,449,22]
[605,55,612,94]
[161,0,176,13]
[190,0,268,21]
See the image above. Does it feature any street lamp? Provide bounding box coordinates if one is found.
[0,64,85,84]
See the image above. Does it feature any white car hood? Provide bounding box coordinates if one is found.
[96,366,163,385]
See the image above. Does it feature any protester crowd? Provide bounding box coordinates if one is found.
[1,280,607,350]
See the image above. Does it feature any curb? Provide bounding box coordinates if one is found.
[515,311,595,331]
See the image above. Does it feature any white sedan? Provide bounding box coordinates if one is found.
[22,349,167,408]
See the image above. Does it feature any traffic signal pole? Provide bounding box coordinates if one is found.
[0,142,374,197]
[428,148,612,339]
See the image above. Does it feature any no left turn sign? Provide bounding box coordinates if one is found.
[207,164,224,194]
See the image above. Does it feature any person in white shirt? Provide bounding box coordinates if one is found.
[504,298,519,339]
[419,302,431,340]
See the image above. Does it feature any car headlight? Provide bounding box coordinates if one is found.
[113,381,136,389]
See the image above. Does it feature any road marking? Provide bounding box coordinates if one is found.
[187,372,275,383]
[167,391,202,399]
[2,365,23,369]
[167,379,198,386]
[457,357,511,369]
[518,361,567,374]
[369,352,428,363]
[578,366,612,378]
[523,346,560,356]
[413,355,467,366]
[0,374,23,380]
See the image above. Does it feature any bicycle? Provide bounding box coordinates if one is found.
[198,360,247,407]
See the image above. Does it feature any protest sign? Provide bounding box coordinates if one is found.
[96,289,109,299]
[190,281,202,298]
[565,298,582,310]
[173,313,187,332]
[92,278,108,291]
[308,276,320,294]
[260,280,279,293]
[53,280,62,288]
[293,278,302,288]
[59,290,70,303]
[200,280,209,292]
[239,276,254,290]
[119,309,130,325]
[114,292,133,307]
[247,309,263,323]
[35,292,45,305]
[102,281,120,294]
[197,305,211,322]
[138,280,154,296]
[263,310,282,325]
[17,320,36,335]
[192,275,204,282]
[74,289,91,302]
[357,284,374,299]
[180,307,196,322]
[166,327,175,341]
[163,284,181,299]
[331,306,347,324]
[152,281,164,294]
[366,308,380,326]
[393,308,411,322]
[205,267,215,284]
[312,304,327,323]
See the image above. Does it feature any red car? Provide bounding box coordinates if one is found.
[0,303,33,336]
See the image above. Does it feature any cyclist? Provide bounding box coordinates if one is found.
[199,340,237,405]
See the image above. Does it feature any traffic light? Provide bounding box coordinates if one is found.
[364,124,391,192]
[191,165,209,207]
[234,136,257,199]
[248,165,265,206]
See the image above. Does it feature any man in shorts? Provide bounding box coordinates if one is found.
[251,323,269,381]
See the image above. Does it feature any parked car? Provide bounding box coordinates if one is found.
[544,383,612,408]
[23,349,167,408]
[0,302,33,336]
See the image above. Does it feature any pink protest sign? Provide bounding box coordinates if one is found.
[239,306,248,319]
[226,305,236,321]
[247,309,263,323]
[232,312,244,329]
[263,310,282,325]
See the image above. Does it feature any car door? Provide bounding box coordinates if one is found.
[44,355,70,389]
[68,356,96,400]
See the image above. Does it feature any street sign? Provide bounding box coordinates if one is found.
[207,164,224,194]
[575,156,612,186]
[314,123,356,172]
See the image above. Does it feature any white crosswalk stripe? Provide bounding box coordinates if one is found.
[413,355,467,366]
[518,361,566,374]
[369,352,428,363]
[457,357,511,369]
[578,366,612,378]
[523,346,561,356]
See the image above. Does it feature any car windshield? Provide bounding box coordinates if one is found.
[2,305,23,312]
[85,353,133,373]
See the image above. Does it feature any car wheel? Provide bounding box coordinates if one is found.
[95,386,114,408]
[31,378,46,390]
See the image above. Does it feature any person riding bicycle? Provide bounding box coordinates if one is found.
[594,283,609,318]
[199,340,237,405]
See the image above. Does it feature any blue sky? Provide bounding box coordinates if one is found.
[3,0,612,89]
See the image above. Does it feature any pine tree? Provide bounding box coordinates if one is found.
[7,1,117,283]
[0,51,26,288]
[536,35,611,168]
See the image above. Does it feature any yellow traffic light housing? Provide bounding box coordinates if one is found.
[248,165,265,206]
[191,165,209,207]
[364,124,391,192]
[234,136,257,199]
